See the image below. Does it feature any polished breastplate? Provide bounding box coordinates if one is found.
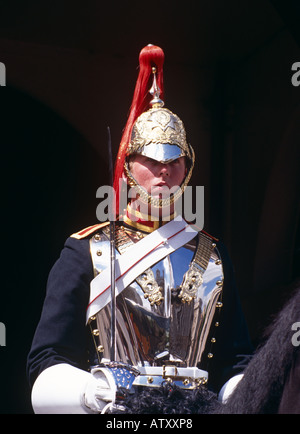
[88,225,224,371]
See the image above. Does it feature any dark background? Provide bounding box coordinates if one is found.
[0,0,299,413]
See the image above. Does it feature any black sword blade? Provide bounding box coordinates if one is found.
[107,126,116,361]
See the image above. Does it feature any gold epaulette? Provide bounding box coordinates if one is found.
[70,222,110,239]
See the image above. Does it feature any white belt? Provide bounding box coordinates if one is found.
[133,365,208,389]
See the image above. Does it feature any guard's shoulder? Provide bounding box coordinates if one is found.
[70,222,110,239]
[200,229,219,242]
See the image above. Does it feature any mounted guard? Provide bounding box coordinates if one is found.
[27,44,252,414]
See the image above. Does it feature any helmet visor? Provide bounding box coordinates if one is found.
[139,143,184,164]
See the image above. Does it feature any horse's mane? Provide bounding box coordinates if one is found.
[219,281,300,414]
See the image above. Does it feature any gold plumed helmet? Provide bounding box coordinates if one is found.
[114,45,195,210]
[128,107,194,164]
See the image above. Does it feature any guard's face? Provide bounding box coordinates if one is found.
[129,154,187,197]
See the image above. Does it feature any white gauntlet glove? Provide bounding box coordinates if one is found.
[31,363,117,414]
[82,366,117,413]
[218,374,244,403]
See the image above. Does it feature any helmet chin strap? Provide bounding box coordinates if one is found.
[123,159,194,213]
[124,162,181,209]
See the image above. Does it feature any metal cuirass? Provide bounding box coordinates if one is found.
[88,224,224,381]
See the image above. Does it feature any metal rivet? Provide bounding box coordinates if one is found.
[94,233,101,241]
[92,329,99,336]
[212,243,216,248]
[96,250,102,256]
[216,280,223,287]
[97,345,104,353]
[147,376,154,384]
[196,377,208,386]
[183,379,190,386]
[211,337,216,343]
[216,301,223,308]
[215,322,220,327]
[215,259,222,265]
[208,353,214,358]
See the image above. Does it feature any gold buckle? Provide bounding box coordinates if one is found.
[162,365,178,380]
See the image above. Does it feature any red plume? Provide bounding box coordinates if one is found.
[113,45,165,215]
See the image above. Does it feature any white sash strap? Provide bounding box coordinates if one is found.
[86,217,198,322]
[132,365,208,388]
